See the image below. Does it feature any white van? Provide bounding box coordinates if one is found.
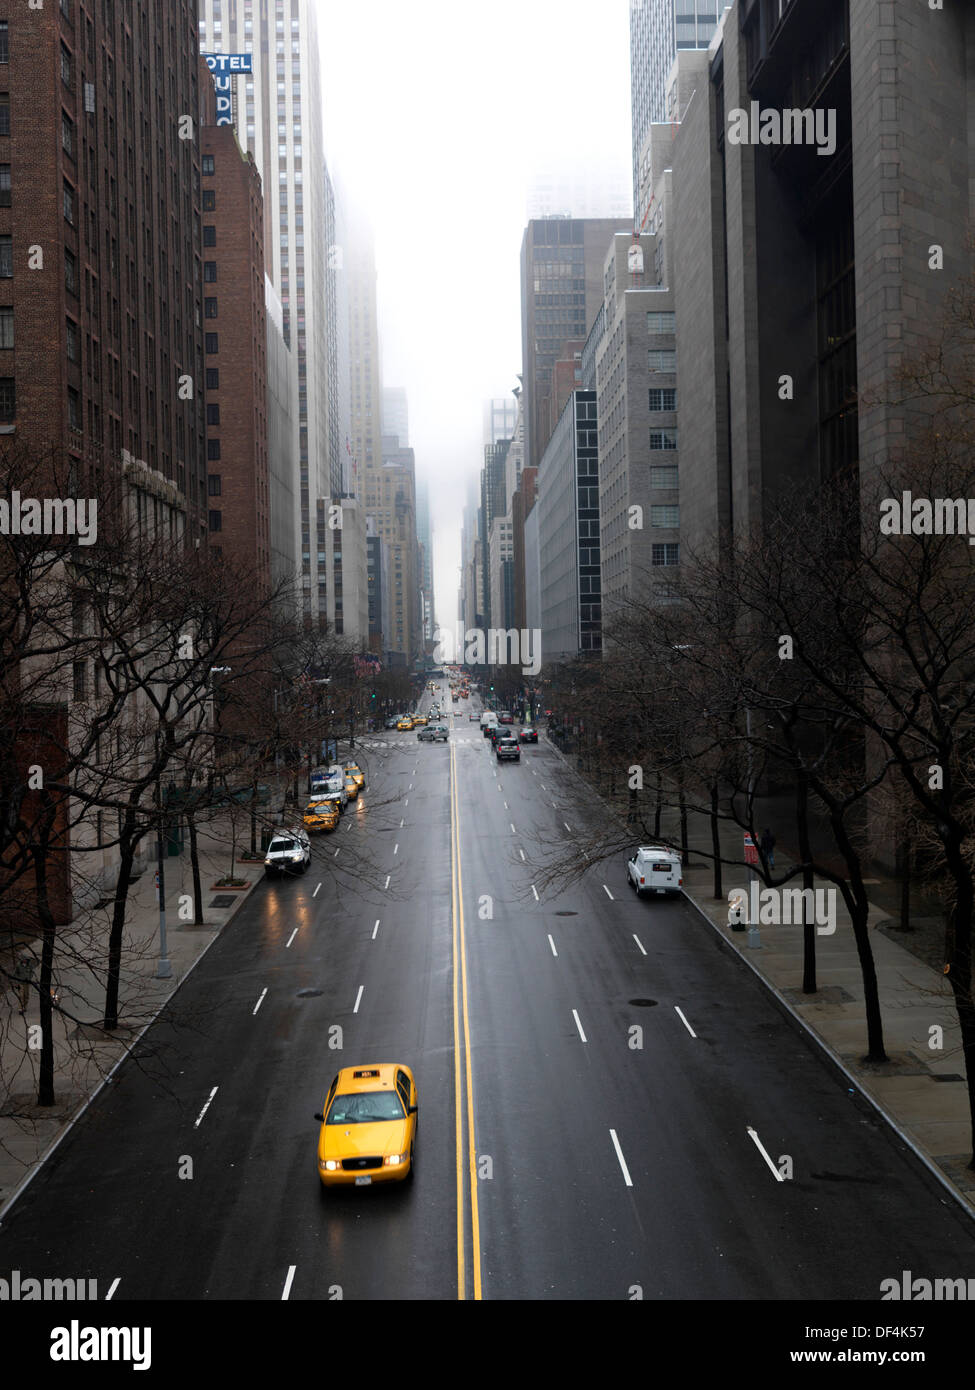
[480,711,498,737]
[626,846,683,898]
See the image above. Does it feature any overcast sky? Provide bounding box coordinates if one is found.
[319,0,633,630]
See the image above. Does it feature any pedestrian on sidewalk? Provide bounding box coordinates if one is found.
[13,951,35,1013]
[760,827,776,869]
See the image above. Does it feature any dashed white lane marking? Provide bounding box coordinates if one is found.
[253,988,268,1015]
[551,801,557,808]
[747,1126,785,1181]
[610,1129,633,1187]
[282,1266,297,1301]
[572,1009,588,1043]
[675,1006,697,1038]
[564,822,572,832]
[353,985,364,1014]
[285,927,298,948]
[531,884,539,901]
[104,1278,120,1301]
[519,849,526,861]
[312,881,322,898]
[503,801,509,809]
[548,934,558,957]
[372,919,380,939]
[194,1087,219,1129]
[603,884,614,900]
[510,823,516,834]
[633,934,647,956]
[393,843,399,855]
[384,874,390,890]
[333,848,340,857]
[404,798,409,807]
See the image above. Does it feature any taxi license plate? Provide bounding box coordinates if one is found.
[355,1175,372,1185]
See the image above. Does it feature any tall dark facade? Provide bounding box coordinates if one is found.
[520,217,631,474]
[1,2,208,534]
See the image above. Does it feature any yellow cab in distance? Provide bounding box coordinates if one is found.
[396,716,413,731]
[343,774,359,800]
[345,763,365,790]
[303,797,339,832]
[315,1064,418,1187]
[412,714,427,726]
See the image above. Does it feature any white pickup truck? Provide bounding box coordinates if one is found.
[626,846,683,898]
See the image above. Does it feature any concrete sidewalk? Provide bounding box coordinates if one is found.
[0,778,301,1217]
[547,737,975,1216]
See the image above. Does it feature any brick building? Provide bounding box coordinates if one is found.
[200,115,269,595]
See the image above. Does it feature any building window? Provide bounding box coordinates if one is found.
[0,376,13,421]
[202,189,216,211]
[648,388,676,411]
[0,96,9,136]
[202,155,214,175]
[646,311,675,334]
[63,180,75,223]
[208,474,221,496]
[207,439,221,460]
[73,660,87,701]
[0,307,12,348]
[0,236,10,278]
[65,248,77,294]
[203,225,216,247]
[651,505,680,528]
[206,367,219,390]
[206,403,220,424]
[66,317,79,362]
[651,543,679,566]
[204,261,217,283]
[0,24,8,65]
[62,111,74,157]
[204,296,217,318]
[208,510,222,532]
[205,332,218,353]
[650,465,678,489]
[67,386,80,428]
[60,43,72,87]
[645,347,678,377]
[0,164,9,207]
[649,429,678,450]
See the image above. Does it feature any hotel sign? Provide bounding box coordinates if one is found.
[203,53,253,126]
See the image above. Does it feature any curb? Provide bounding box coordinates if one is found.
[0,871,260,1226]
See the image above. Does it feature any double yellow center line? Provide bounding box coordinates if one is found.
[450,736,483,1300]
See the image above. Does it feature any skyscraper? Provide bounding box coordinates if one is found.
[630,1,725,222]
[198,0,333,628]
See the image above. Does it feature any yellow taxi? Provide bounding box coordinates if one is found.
[412,714,427,726]
[303,798,339,832]
[396,716,414,731]
[343,773,359,800]
[345,763,365,790]
[315,1064,418,1187]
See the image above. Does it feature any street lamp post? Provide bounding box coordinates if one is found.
[154,741,173,980]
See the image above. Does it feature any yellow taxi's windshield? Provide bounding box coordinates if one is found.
[326,1090,405,1124]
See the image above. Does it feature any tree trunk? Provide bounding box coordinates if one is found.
[188,812,204,925]
[898,836,911,932]
[710,782,722,899]
[654,771,662,839]
[32,809,58,1107]
[796,767,817,995]
[104,814,139,1031]
[249,777,258,856]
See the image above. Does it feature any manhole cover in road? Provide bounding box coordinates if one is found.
[209,895,236,908]
[296,988,323,998]
[629,998,658,1007]
[555,910,578,916]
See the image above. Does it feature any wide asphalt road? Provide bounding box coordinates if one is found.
[0,679,973,1300]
